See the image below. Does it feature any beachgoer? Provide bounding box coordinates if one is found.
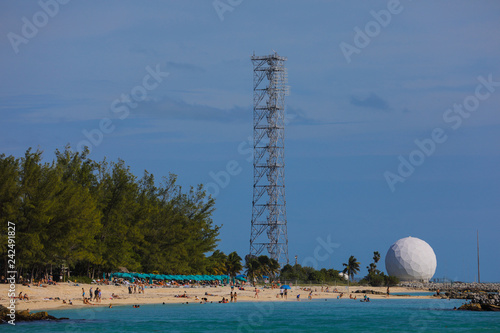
[230,291,234,302]
[254,288,259,299]
[309,291,313,300]
[387,286,390,297]
[234,292,237,303]
[297,294,300,301]
[82,288,85,298]
[284,289,288,299]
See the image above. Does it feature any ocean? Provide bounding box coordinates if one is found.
[5,299,500,332]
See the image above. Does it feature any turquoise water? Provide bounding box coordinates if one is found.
[391,292,436,296]
[4,299,500,332]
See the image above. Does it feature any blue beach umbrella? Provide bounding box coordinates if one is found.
[281,285,291,290]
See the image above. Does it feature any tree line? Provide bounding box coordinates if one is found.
[1,147,400,286]
[0,147,221,281]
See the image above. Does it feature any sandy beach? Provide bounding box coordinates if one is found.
[0,283,435,312]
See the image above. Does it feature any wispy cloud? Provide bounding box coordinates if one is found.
[166,61,205,73]
[350,93,390,111]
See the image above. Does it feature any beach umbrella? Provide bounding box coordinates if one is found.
[120,273,134,282]
[280,285,291,290]
[235,276,247,282]
[236,274,246,278]
[263,276,269,279]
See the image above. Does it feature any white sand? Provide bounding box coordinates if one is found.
[0,283,435,311]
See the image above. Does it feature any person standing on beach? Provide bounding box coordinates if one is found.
[82,288,85,299]
[387,286,390,298]
[230,291,234,302]
[254,288,259,299]
[90,287,93,299]
[234,292,237,302]
[284,289,288,299]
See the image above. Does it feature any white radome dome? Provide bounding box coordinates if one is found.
[385,236,437,281]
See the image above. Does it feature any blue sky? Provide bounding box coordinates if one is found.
[1,0,499,282]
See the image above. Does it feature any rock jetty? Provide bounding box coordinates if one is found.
[0,305,68,324]
[457,293,500,311]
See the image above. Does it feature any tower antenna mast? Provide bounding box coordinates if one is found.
[250,52,289,265]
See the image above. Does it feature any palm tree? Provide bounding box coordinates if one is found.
[342,255,360,282]
[226,251,243,278]
[257,255,271,276]
[245,255,261,286]
[268,258,280,280]
[207,250,227,275]
[373,251,381,264]
[367,251,381,274]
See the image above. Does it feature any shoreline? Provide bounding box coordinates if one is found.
[1,283,437,312]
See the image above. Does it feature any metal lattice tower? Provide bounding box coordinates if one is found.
[250,52,289,265]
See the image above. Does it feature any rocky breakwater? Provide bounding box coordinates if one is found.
[457,293,500,312]
[0,305,68,324]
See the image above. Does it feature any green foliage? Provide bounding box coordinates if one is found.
[0,147,221,280]
[367,272,385,286]
[206,250,227,275]
[226,252,243,277]
[360,251,400,287]
[279,264,342,283]
[385,275,400,286]
[70,275,93,284]
[342,255,360,281]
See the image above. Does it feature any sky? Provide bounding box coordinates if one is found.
[1,0,499,282]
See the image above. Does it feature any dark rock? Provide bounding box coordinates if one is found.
[0,307,64,324]
[353,289,385,295]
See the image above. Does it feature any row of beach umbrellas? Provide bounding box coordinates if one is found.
[110,272,238,282]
